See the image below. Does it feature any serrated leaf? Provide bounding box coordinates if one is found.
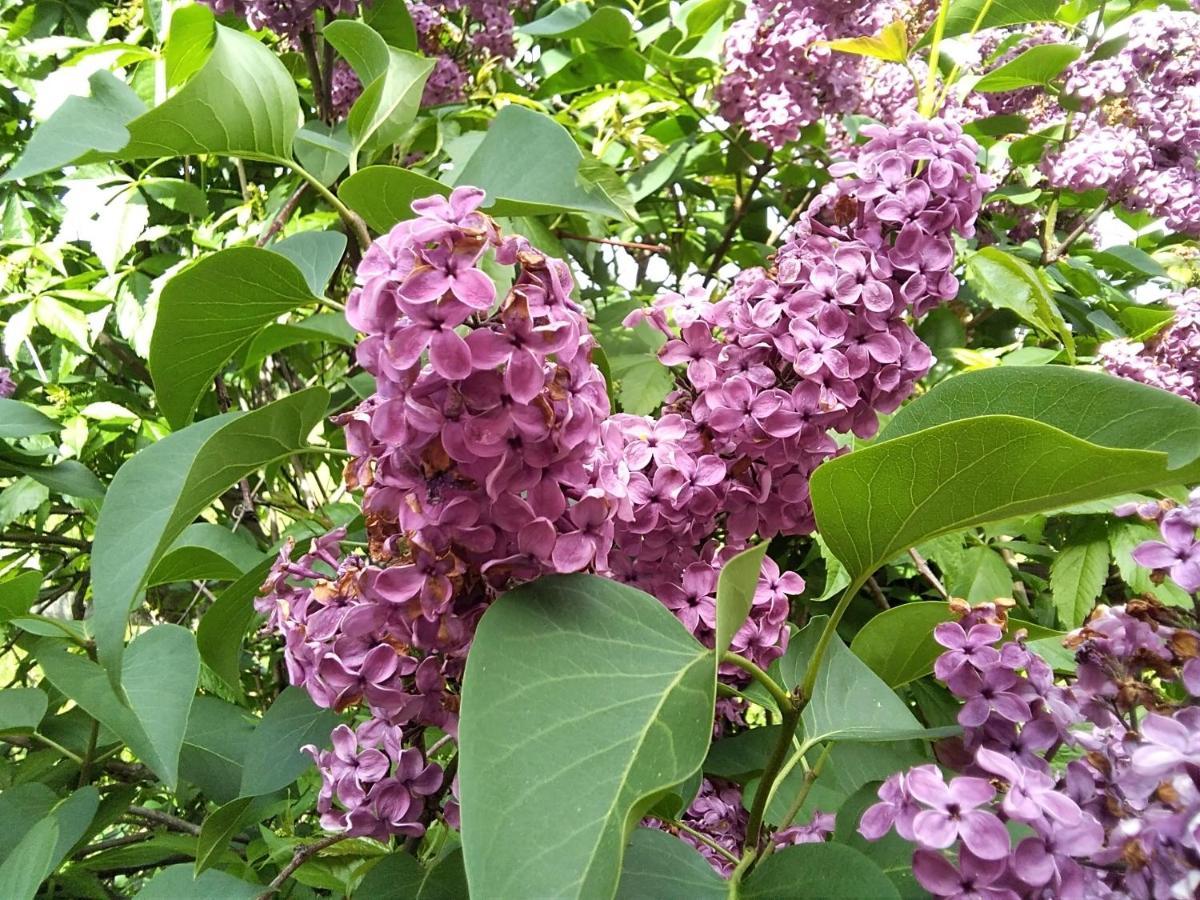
[965,247,1074,359]
[1050,527,1109,628]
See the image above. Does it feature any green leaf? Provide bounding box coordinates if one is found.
[850,603,1064,687]
[0,458,105,499]
[0,816,57,900]
[196,797,254,875]
[946,546,1012,603]
[122,624,201,789]
[239,687,337,797]
[324,21,433,159]
[148,523,265,586]
[519,3,633,46]
[0,399,57,440]
[121,7,299,161]
[820,20,908,62]
[356,848,467,900]
[0,570,40,624]
[933,0,1059,39]
[149,247,320,428]
[136,864,260,899]
[0,687,48,733]
[616,828,725,899]
[881,366,1200,469]
[1,71,145,183]
[539,49,646,97]
[0,785,56,867]
[293,121,353,186]
[779,618,956,743]
[715,542,767,656]
[459,574,715,898]
[91,388,329,682]
[612,356,673,415]
[196,558,274,700]
[363,0,418,49]
[975,44,1081,92]
[454,106,627,219]
[1051,525,1109,628]
[813,382,1200,592]
[180,696,255,803]
[241,314,357,373]
[740,843,900,899]
[35,639,180,786]
[5,7,299,179]
[268,231,348,296]
[34,296,91,351]
[965,248,1074,358]
[338,165,449,233]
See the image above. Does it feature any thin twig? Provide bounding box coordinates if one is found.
[127,805,201,837]
[908,548,949,599]
[257,834,349,899]
[865,576,890,611]
[257,183,309,247]
[703,158,772,284]
[1041,200,1114,264]
[555,232,669,253]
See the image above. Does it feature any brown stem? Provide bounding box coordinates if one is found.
[257,834,349,899]
[1041,200,1114,265]
[703,158,772,284]
[908,548,949,599]
[555,232,669,253]
[257,183,309,247]
[865,576,890,611]
[127,805,201,836]
[300,30,330,120]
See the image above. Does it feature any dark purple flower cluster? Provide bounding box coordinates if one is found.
[1046,9,1200,235]
[860,591,1200,899]
[1101,288,1200,404]
[0,367,14,398]
[200,0,359,42]
[410,0,532,105]
[647,778,748,876]
[304,721,442,839]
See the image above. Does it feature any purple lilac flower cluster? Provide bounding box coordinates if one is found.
[1125,489,1200,594]
[200,0,359,42]
[715,0,903,147]
[1046,9,1200,235]
[860,587,1200,898]
[410,0,533,105]
[0,367,14,398]
[1101,288,1200,405]
[305,721,442,839]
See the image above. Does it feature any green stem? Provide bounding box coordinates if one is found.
[919,0,953,117]
[272,158,371,251]
[32,732,84,765]
[673,821,740,865]
[759,744,834,863]
[931,0,996,115]
[78,718,99,787]
[721,651,791,711]
[743,699,803,851]
[799,576,867,704]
